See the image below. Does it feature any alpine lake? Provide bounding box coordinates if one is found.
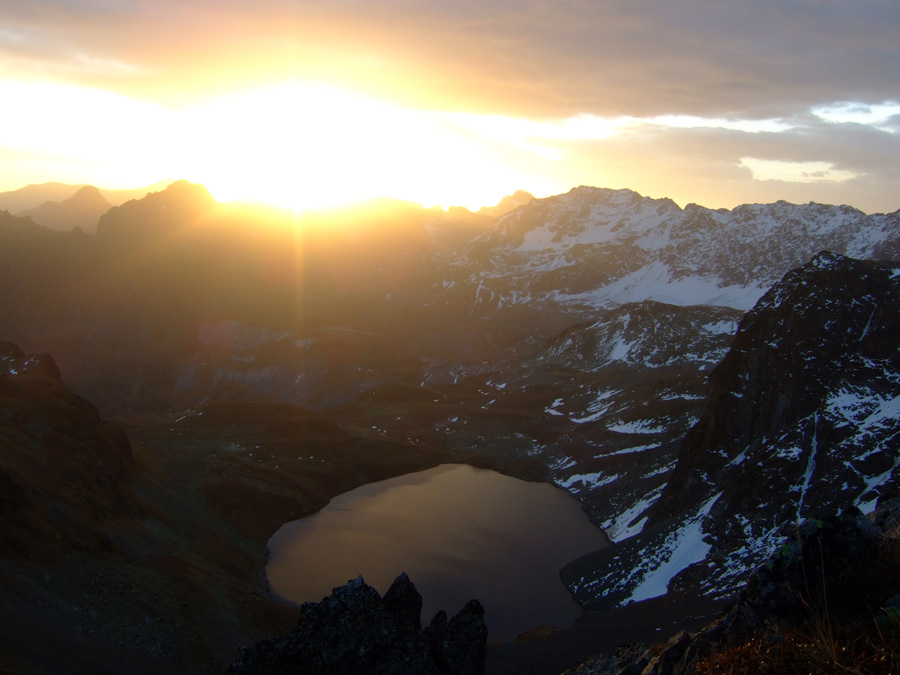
[266,463,609,641]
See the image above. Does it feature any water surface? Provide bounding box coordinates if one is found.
[266,463,608,641]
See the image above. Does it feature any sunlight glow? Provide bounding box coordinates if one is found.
[444,112,628,161]
[0,80,168,187]
[174,83,535,212]
[445,111,793,166]
[0,79,557,212]
[1,76,879,214]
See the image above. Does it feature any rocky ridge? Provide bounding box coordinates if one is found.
[445,187,900,315]
[228,573,487,675]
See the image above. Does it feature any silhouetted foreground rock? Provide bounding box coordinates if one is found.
[228,573,486,674]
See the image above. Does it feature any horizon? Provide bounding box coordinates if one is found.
[1,2,899,214]
[4,177,900,218]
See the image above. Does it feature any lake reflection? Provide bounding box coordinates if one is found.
[266,464,608,641]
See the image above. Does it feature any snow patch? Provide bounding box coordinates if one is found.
[545,397,566,416]
[557,472,619,490]
[607,420,668,435]
[571,389,619,424]
[703,320,739,335]
[606,336,634,361]
[603,485,665,542]
[600,443,658,457]
[856,455,900,514]
[553,262,767,311]
[625,491,722,604]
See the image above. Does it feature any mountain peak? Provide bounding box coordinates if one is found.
[19,184,111,233]
[96,180,218,240]
[478,190,534,218]
[158,179,216,203]
[69,184,104,201]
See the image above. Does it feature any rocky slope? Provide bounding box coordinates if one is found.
[0,342,135,558]
[561,252,900,610]
[566,499,900,674]
[0,343,466,673]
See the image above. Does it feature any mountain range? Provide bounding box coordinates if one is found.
[1,180,899,673]
[0,180,171,232]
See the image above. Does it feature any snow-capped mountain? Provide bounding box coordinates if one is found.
[438,186,900,316]
[561,252,900,609]
[419,187,900,542]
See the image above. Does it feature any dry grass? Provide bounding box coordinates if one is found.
[696,534,900,675]
[696,622,900,674]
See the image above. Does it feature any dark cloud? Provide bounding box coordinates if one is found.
[1,0,898,213]
[2,0,898,117]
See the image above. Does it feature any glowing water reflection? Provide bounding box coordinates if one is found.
[266,464,608,641]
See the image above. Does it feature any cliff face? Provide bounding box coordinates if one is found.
[562,252,900,609]
[656,251,900,520]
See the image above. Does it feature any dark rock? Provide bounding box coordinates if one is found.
[382,570,424,632]
[228,573,486,675]
[426,600,487,675]
[654,251,900,521]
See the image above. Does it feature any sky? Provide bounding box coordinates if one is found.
[1,0,899,213]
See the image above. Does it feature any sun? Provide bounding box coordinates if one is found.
[0,78,567,213]
[170,82,535,213]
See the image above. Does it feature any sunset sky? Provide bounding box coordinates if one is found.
[1,1,898,213]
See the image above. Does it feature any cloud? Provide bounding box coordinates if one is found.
[3,0,899,118]
[738,158,859,184]
[1,1,898,213]
[506,112,900,213]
